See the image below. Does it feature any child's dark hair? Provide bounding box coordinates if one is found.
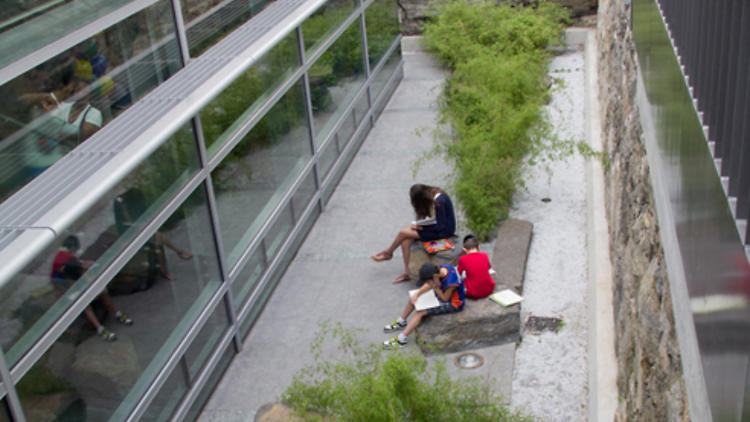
[62,235,80,251]
[463,234,479,250]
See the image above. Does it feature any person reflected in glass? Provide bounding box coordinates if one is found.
[371,184,456,283]
[114,187,193,280]
[20,65,103,175]
[51,235,133,342]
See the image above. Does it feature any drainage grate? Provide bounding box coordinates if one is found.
[524,316,563,334]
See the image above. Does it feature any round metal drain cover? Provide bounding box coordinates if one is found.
[454,352,484,369]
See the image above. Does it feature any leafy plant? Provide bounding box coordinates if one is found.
[421,0,596,239]
[282,322,532,422]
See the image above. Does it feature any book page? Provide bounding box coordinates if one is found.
[409,289,440,311]
[489,289,523,307]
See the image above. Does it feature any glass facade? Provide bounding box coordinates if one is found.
[0,0,402,420]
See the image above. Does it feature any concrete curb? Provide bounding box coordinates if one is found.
[572,27,619,422]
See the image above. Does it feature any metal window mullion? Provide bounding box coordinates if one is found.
[170,0,193,66]
[191,114,239,345]
[0,351,24,422]
[359,3,372,79]
[298,26,323,213]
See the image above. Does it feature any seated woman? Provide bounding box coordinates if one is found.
[371,184,456,283]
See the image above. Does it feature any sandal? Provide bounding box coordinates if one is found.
[392,273,410,284]
[370,251,393,262]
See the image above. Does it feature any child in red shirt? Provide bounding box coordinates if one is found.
[457,235,496,299]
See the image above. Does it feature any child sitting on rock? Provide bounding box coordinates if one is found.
[383,262,465,348]
[457,234,496,299]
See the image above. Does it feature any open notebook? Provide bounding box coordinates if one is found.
[409,289,440,311]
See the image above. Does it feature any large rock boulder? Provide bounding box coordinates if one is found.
[416,218,532,353]
[69,334,139,399]
[407,235,462,283]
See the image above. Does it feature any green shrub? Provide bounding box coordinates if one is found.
[421,0,573,239]
[282,323,532,422]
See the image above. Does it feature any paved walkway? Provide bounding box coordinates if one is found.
[200,30,610,421]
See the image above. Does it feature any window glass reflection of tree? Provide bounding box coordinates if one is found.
[180,0,276,57]
[0,1,180,202]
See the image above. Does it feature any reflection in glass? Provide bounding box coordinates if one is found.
[200,32,299,157]
[301,0,357,56]
[365,0,401,68]
[310,21,365,145]
[141,364,188,422]
[183,304,229,380]
[15,185,222,420]
[0,0,131,70]
[0,125,199,369]
[184,344,234,421]
[318,136,340,181]
[0,399,10,422]
[370,46,401,104]
[0,0,181,202]
[181,0,276,57]
[231,247,266,308]
[290,170,316,222]
[211,79,311,268]
[264,204,293,260]
[239,205,320,339]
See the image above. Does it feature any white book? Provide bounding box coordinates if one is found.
[409,288,441,311]
[488,289,523,307]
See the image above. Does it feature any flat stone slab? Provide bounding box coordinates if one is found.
[416,218,533,354]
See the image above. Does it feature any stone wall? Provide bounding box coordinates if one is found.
[596,0,689,420]
[397,0,598,35]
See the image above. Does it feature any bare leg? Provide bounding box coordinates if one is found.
[156,232,192,259]
[98,293,119,314]
[402,309,427,337]
[373,227,420,284]
[83,306,103,331]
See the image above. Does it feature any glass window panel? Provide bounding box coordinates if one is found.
[352,92,369,127]
[301,0,357,56]
[290,170,316,223]
[370,45,401,104]
[200,32,298,157]
[211,79,311,268]
[0,398,10,422]
[0,124,199,369]
[365,0,401,68]
[181,0,276,57]
[184,344,234,421]
[336,109,356,149]
[183,303,229,380]
[318,137,340,181]
[310,21,365,146]
[141,364,188,422]
[231,247,266,308]
[14,185,222,420]
[239,204,319,339]
[0,0,181,202]
[264,203,294,261]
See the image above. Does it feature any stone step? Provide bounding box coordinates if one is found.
[415,218,533,354]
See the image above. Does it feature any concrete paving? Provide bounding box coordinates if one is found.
[199,36,516,421]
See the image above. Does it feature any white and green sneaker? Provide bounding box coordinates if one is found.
[100,328,117,342]
[383,335,407,349]
[383,318,407,332]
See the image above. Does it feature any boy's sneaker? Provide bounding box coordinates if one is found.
[383,335,407,349]
[383,319,407,332]
[100,328,117,342]
[117,313,133,325]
